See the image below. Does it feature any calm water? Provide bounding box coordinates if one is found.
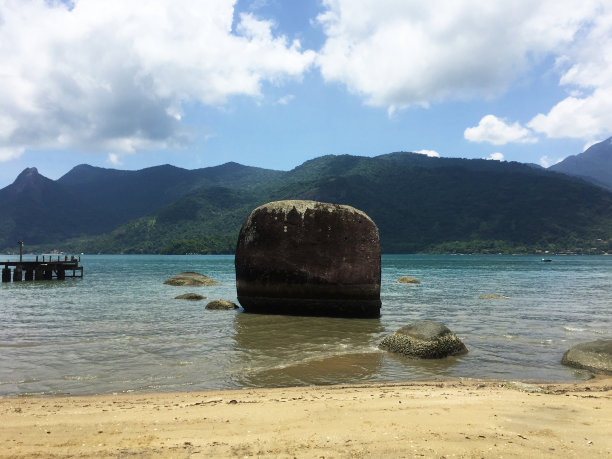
[0,254,610,396]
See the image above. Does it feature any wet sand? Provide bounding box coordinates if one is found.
[1,376,610,458]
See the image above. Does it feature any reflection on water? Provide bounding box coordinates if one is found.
[250,352,384,386]
[232,312,384,386]
[381,350,464,379]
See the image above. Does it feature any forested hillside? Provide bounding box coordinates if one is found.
[2,153,611,254]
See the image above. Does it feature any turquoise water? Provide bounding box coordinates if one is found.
[0,254,610,396]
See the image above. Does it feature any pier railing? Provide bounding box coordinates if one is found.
[2,255,83,282]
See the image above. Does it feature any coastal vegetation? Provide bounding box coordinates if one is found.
[1,149,611,255]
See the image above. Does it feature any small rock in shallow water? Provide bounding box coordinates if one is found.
[380,320,467,359]
[164,272,221,286]
[205,300,239,310]
[397,276,420,284]
[478,294,509,300]
[174,293,207,301]
[561,339,612,375]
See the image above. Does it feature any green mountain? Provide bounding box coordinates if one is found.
[2,153,611,254]
[549,137,612,191]
[0,162,283,251]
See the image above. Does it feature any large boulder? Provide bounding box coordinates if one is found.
[561,340,612,375]
[379,320,468,359]
[235,200,381,317]
[164,272,221,286]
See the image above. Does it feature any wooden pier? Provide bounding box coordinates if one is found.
[2,255,83,282]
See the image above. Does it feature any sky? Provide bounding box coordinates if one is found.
[1,0,612,188]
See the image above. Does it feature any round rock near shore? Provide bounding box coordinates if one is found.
[205,300,239,311]
[235,200,381,317]
[561,339,612,375]
[164,272,221,286]
[380,320,468,359]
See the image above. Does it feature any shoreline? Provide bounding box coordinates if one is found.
[2,376,610,458]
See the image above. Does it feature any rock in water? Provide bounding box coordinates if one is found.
[205,300,240,310]
[379,320,468,358]
[235,200,381,317]
[397,276,420,284]
[164,272,221,286]
[478,294,509,300]
[561,340,612,375]
[175,293,207,301]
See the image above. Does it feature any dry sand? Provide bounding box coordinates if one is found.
[1,377,611,458]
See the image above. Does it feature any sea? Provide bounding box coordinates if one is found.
[0,254,610,397]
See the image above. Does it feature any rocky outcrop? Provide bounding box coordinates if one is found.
[235,200,381,317]
[379,320,468,359]
[561,340,612,375]
[205,300,240,310]
[164,272,221,286]
[397,276,420,284]
[174,293,207,301]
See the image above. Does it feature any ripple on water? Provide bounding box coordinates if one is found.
[0,254,610,395]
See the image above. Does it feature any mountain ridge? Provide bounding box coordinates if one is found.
[549,136,612,190]
[1,152,611,254]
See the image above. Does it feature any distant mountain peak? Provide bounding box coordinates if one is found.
[11,167,46,191]
[16,167,39,178]
[550,136,612,190]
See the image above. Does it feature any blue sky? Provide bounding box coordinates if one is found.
[1,0,611,188]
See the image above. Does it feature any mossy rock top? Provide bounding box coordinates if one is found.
[394,320,453,341]
[175,293,207,301]
[164,272,221,286]
[397,276,420,284]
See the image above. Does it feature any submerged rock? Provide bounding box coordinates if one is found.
[164,272,221,286]
[380,320,468,359]
[478,294,509,300]
[561,340,612,375]
[235,200,381,317]
[174,293,207,301]
[397,276,420,284]
[205,299,239,310]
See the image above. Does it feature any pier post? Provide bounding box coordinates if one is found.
[13,266,23,282]
[43,269,53,280]
[56,268,66,280]
[2,267,10,283]
[25,269,34,281]
[18,240,23,263]
[34,266,43,281]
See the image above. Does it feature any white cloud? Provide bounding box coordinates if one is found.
[277,94,295,105]
[415,149,440,158]
[528,88,612,140]
[0,147,24,162]
[107,153,122,166]
[487,152,505,161]
[539,155,564,167]
[526,5,612,140]
[316,0,601,111]
[0,0,315,156]
[464,115,536,145]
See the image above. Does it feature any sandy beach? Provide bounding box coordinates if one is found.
[1,377,610,458]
